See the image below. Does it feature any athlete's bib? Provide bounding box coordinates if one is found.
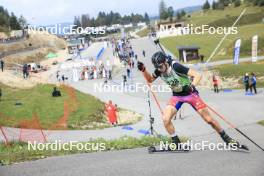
[160,62,191,93]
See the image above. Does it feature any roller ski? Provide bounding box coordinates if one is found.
[226,139,249,151]
[148,136,190,154]
[148,145,190,154]
[221,131,249,151]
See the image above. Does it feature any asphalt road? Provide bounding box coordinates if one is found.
[1,143,264,176]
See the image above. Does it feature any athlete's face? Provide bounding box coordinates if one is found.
[157,63,167,73]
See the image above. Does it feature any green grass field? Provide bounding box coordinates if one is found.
[160,5,264,62]
[258,120,264,126]
[0,84,108,129]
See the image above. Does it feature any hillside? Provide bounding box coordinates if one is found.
[185,4,264,26]
[0,31,67,67]
[160,4,264,62]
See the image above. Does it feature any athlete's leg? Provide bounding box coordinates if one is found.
[162,104,183,148]
[188,93,239,145]
[197,108,222,133]
[197,108,240,145]
[162,105,177,135]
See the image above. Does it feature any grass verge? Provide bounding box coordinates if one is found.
[257,120,264,126]
[0,135,188,165]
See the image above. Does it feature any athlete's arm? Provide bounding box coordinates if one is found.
[137,61,158,83]
[142,69,156,83]
[187,69,202,86]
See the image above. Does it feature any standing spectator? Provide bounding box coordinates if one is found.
[23,64,28,79]
[212,74,219,93]
[142,50,146,57]
[123,75,127,86]
[131,59,135,69]
[126,67,131,79]
[56,71,60,81]
[62,75,65,82]
[76,45,82,59]
[131,50,134,58]
[93,66,97,79]
[243,73,250,93]
[200,55,204,63]
[135,54,138,60]
[249,72,257,94]
[84,67,89,80]
[0,59,4,72]
[108,69,112,80]
[105,100,118,126]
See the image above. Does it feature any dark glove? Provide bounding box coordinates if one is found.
[137,61,145,72]
[187,84,195,93]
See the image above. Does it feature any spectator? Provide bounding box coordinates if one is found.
[23,64,28,79]
[62,75,65,82]
[249,72,257,94]
[123,75,127,86]
[93,66,97,79]
[212,74,219,93]
[76,46,82,59]
[0,59,4,72]
[135,54,138,60]
[52,87,62,97]
[127,67,131,79]
[56,71,60,81]
[105,100,118,126]
[243,73,250,93]
[200,54,204,63]
[108,70,112,80]
[132,59,135,69]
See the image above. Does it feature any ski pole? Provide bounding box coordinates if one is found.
[142,75,164,116]
[153,39,166,54]
[207,104,264,151]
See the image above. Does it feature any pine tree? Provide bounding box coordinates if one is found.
[18,15,27,28]
[212,1,218,9]
[234,0,241,7]
[73,16,81,29]
[203,0,211,10]
[167,6,174,22]
[9,12,21,30]
[181,10,186,17]
[176,12,181,20]
[159,0,168,20]
[144,13,150,24]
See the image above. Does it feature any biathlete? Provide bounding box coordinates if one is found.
[137,51,241,149]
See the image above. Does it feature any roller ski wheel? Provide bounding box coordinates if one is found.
[237,144,249,151]
[147,146,190,154]
[148,146,156,154]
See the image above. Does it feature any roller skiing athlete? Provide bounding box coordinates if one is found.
[137,51,249,153]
